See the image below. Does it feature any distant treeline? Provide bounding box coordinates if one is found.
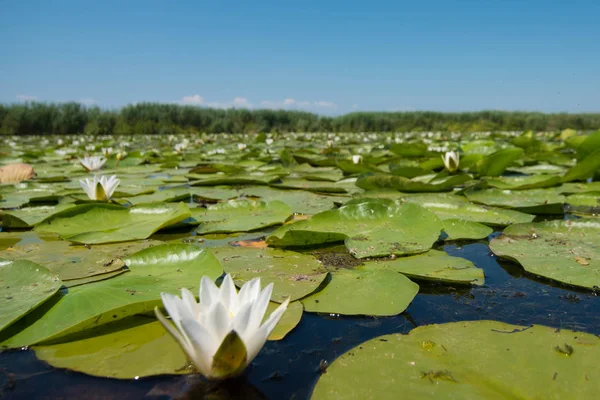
[1,102,599,135]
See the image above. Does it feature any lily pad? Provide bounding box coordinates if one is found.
[125,187,191,205]
[477,147,524,177]
[238,186,341,215]
[301,269,419,316]
[356,173,471,193]
[267,199,443,259]
[484,175,561,190]
[490,219,600,290]
[400,193,534,226]
[0,204,76,228]
[34,316,191,379]
[0,259,62,334]
[441,219,493,241]
[34,299,302,379]
[362,250,484,285]
[210,246,328,303]
[0,240,160,282]
[465,188,565,214]
[35,202,190,244]
[0,244,222,348]
[192,200,292,234]
[312,321,600,399]
[564,192,600,215]
[266,300,303,340]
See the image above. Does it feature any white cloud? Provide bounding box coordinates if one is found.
[180,94,253,109]
[259,98,337,112]
[79,97,96,105]
[182,94,205,105]
[16,94,38,102]
[313,101,336,109]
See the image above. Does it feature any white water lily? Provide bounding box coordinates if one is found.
[101,147,113,157]
[79,175,120,201]
[79,155,106,171]
[442,151,460,173]
[352,155,362,164]
[174,142,188,153]
[265,138,274,146]
[237,143,247,151]
[155,274,289,380]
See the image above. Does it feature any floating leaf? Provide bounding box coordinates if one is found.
[0,244,222,348]
[35,202,190,244]
[268,199,443,258]
[211,246,328,303]
[1,204,76,228]
[312,321,600,399]
[191,200,292,234]
[477,147,524,177]
[465,188,565,214]
[490,219,600,290]
[0,240,159,282]
[0,259,62,334]
[362,250,484,285]
[301,269,419,316]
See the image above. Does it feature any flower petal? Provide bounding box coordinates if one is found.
[200,275,219,307]
[218,274,238,313]
[245,297,290,362]
[179,317,219,376]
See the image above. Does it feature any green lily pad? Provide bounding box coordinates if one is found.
[0,259,62,334]
[266,300,303,340]
[356,173,471,193]
[239,186,341,215]
[267,199,443,259]
[271,178,355,194]
[441,219,493,241]
[35,202,190,244]
[0,244,222,348]
[400,193,534,226]
[1,204,77,228]
[362,250,484,285]
[465,188,565,214]
[562,149,600,182]
[192,200,292,234]
[564,192,600,215]
[34,316,191,379]
[0,240,160,282]
[301,269,419,316]
[477,147,524,177]
[312,321,600,399]
[125,187,191,205]
[211,246,328,303]
[34,299,303,379]
[484,175,561,190]
[490,219,600,290]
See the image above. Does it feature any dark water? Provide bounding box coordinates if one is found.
[1,236,599,400]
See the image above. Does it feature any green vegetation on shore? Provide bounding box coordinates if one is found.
[1,102,599,135]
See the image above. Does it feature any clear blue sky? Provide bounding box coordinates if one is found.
[1,0,599,114]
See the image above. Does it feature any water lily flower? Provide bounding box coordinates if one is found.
[442,151,460,173]
[155,274,289,380]
[79,155,106,171]
[174,142,188,153]
[79,175,120,201]
[265,138,274,146]
[352,155,362,164]
[101,147,113,157]
[237,143,247,151]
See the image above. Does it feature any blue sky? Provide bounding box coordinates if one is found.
[1,0,599,114]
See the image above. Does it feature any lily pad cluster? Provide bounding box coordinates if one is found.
[0,129,599,394]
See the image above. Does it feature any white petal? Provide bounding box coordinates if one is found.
[232,301,254,340]
[237,278,260,305]
[245,298,289,362]
[199,276,219,307]
[246,283,273,333]
[154,306,196,361]
[218,274,238,313]
[205,302,232,344]
[180,287,199,317]
[179,318,219,376]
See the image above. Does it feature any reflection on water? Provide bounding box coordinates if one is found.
[1,235,599,399]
